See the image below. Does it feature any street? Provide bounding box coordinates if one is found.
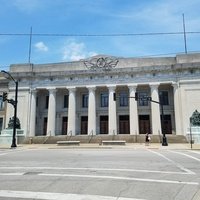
[0,146,200,200]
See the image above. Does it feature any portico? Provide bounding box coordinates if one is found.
[29,82,175,137]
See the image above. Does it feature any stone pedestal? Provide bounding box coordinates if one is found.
[187,127,200,143]
[0,129,25,145]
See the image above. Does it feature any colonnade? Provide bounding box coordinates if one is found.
[29,83,182,137]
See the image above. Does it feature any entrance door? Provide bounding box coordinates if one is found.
[162,115,172,134]
[43,117,47,135]
[62,117,68,135]
[119,115,130,134]
[100,116,108,134]
[139,115,151,134]
[81,116,88,135]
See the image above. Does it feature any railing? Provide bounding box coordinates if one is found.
[88,130,94,143]
[112,130,116,140]
[67,130,72,141]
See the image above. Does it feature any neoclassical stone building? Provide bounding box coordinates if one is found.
[2,53,200,139]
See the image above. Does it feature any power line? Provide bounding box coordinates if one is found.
[0,31,200,37]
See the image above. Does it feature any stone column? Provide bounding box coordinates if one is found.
[150,83,162,135]
[67,87,76,135]
[108,85,117,135]
[172,82,182,135]
[47,88,57,136]
[128,84,139,135]
[87,86,96,135]
[29,89,37,137]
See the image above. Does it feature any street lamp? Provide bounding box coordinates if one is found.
[160,103,168,146]
[1,70,18,148]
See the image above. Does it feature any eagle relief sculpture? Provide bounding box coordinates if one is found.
[84,56,119,71]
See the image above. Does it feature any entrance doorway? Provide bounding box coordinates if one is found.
[119,115,130,134]
[162,115,172,134]
[139,115,151,134]
[100,116,108,134]
[43,117,47,135]
[81,116,88,135]
[62,117,68,135]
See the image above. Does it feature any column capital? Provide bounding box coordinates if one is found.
[107,85,116,92]
[31,88,37,94]
[172,82,179,90]
[87,86,96,92]
[67,86,76,92]
[128,84,138,91]
[149,83,160,91]
[47,87,57,93]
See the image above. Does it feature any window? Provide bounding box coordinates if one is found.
[0,97,4,110]
[138,92,149,106]
[82,94,88,108]
[64,95,69,108]
[101,93,108,107]
[119,92,128,107]
[45,96,49,109]
[36,97,38,107]
[159,91,169,105]
[0,118,3,132]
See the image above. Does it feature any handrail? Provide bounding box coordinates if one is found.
[88,130,94,143]
[67,130,72,141]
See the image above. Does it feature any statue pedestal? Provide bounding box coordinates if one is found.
[187,127,200,144]
[0,129,25,145]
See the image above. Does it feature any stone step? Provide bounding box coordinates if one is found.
[22,134,188,144]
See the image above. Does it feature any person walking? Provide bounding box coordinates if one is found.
[145,133,151,146]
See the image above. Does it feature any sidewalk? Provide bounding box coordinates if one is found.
[1,143,200,150]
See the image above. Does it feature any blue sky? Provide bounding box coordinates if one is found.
[1,0,200,67]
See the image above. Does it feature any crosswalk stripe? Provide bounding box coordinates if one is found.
[0,190,146,200]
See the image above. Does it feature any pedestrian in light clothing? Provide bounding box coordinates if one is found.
[145,133,151,146]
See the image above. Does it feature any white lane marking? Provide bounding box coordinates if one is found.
[0,166,191,175]
[0,149,30,156]
[169,150,200,162]
[39,173,199,185]
[0,172,198,185]
[0,190,145,200]
[187,150,200,155]
[147,149,195,175]
[0,173,24,176]
[188,150,200,154]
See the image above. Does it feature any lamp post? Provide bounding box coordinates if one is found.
[1,70,18,148]
[160,103,168,146]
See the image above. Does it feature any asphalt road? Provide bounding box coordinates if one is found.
[0,146,200,200]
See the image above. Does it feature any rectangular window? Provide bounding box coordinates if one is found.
[45,96,49,109]
[82,94,88,108]
[159,91,169,105]
[0,97,4,110]
[101,93,108,107]
[138,92,149,106]
[36,97,38,107]
[64,95,69,108]
[119,92,128,107]
[0,118,3,132]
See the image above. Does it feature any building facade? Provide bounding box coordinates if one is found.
[1,53,200,138]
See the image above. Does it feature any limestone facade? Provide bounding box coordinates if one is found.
[1,53,200,137]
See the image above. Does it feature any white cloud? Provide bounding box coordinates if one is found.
[12,0,41,13]
[34,42,48,52]
[62,40,97,61]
